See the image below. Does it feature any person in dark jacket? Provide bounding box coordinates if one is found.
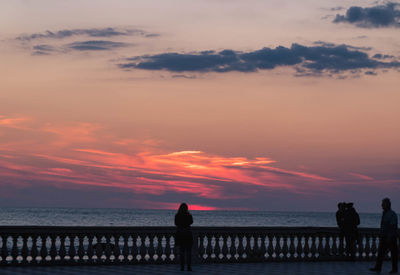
[336,202,346,233]
[175,203,193,271]
[370,198,398,273]
[343,203,360,260]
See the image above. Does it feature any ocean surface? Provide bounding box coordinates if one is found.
[0,208,384,228]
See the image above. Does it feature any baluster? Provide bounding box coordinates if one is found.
[227,234,235,262]
[310,235,317,259]
[139,234,147,262]
[255,234,262,261]
[49,235,57,264]
[208,235,215,261]
[205,234,212,262]
[68,235,76,263]
[364,234,371,260]
[317,235,325,259]
[42,235,50,263]
[121,234,129,264]
[357,233,364,260]
[324,235,332,258]
[162,235,170,263]
[148,234,155,262]
[259,234,267,261]
[276,235,283,261]
[214,234,221,262]
[339,236,347,258]
[303,235,310,260]
[31,235,39,264]
[197,234,205,262]
[244,234,251,261]
[59,236,66,263]
[132,234,139,263]
[96,235,105,263]
[86,235,94,264]
[135,234,141,262]
[114,235,122,263]
[104,235,111,263]
[77,235,85,263]
[0,235,7,265]
[281,235,288,260]
[221,234,228,261]
[40,234,49,264]
[237,234,244,262]
[371,235,377,259]
[21,235,29,265]
[155,234,163,263]
[296,235,303,260]
[10,235,18,264]
[331,235,338,259]
[288,235,295,260]
[251,234,259,261]
[267,234,274,261]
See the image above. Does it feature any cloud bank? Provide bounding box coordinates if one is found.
[119,43,400,75]
[17,27,155,41]
[31,40,130,55]
[333,3,400,28]
[66,40,128,51]
[16,27,158,55]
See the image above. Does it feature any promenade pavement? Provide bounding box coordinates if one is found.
[0,262,396,275]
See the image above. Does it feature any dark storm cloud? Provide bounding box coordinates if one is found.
[16,27,155,41]
[119,43,400,75]
[333,3,400,28]
[66,40,128,51]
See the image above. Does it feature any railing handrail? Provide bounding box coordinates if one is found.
[0,225,384,229]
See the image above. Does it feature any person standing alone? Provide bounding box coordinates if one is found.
[175,203,193,271]
[370,198,398,274]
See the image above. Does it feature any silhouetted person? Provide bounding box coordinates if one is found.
[370,198,398,274]
[343,202,360,260]
[175,203,193,271]
[336,202,346,234]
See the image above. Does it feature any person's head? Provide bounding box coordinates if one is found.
[338,202,345,211]
[346,202,354,209]
[382,198,391,211]
[178,203,189,214]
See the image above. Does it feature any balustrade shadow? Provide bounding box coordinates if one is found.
[0,226,398,266]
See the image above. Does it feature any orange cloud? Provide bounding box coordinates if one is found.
[0,115,32,129]
[2,116,393,210]
[349,172,374,181]
[41,122,102,146]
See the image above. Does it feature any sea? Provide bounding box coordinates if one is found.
[0,208,384,228]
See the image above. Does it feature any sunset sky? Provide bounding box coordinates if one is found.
[1,0,399,212]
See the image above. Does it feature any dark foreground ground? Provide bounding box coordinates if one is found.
[0,261,396,275]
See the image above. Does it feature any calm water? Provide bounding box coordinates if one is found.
[0,208,383,228]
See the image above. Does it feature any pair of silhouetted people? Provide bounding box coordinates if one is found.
[175,203,193,271]
[336,202,360,260]
[370,198,398,274]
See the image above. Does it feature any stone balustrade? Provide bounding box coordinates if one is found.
[0,226,398,266]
